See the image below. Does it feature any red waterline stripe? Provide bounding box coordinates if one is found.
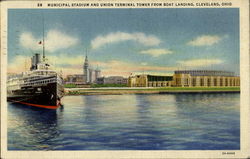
[13,100,58,109]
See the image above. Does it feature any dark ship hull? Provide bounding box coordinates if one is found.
[8,80,64,109]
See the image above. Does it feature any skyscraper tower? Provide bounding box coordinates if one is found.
[83,55,89,83]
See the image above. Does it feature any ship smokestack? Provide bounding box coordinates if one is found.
[35,53,41,64]
[30,56,36,70]
[30,57,33,70]
[32,56,36,66]
[30,54,41,70]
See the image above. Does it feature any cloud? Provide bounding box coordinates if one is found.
[91,32,161,49]
[141,62,147,66]
[8,54,84,75]
[8,54,177,78]
[187,35,223,46]
[20,32,42,50]
[91,60,177,77]
[8,55,29,73]
[177,59,223,67]
[19,29,79,52]
[139,49,173,57]
[47,54,83,66]
[45,30,79,52]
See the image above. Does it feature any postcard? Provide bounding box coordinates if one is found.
[1,0,249,158]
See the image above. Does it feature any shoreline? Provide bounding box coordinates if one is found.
[64,87,240,95]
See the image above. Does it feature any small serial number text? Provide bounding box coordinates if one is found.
[221,2,232,6]
[222,152,235,155]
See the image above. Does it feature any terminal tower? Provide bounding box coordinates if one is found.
[83,55,101,84]
[83,55,89,83]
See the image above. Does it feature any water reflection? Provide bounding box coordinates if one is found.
[133,95,167,149]
[8,103,60,150]
[93,95,138,124]
[174,93,240,116]
[80,95,140,150]
[8,93,240,150]
[173,93,240,150]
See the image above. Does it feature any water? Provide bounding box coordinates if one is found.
[8,93,240,150]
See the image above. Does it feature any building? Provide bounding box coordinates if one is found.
[64,74,84,84]
[83,55,90,83]
[128,70,240,87]
[128,74,173,87]
[83,55,101,84]
[97,76,128,85]
[173,70,240,87]
[95,69,101,81]
[64,55,101,86]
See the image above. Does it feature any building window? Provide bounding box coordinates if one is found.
[220,78,223,86]
[225,78,228,86]
[176,78,181,86]
[192,78,196,86]
[214,78,217,86]
[200,78,204,86]
[207,78,211,87]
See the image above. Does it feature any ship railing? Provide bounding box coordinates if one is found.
[7,74,24,79]
[23,75,56,81]
[21,76,62,87]
[21,77,57,87]
[27,71,57,77]
[7,85,21,90]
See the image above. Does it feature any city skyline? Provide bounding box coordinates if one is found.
[8,8,239,77]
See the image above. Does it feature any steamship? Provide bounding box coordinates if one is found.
[7,53,64,109]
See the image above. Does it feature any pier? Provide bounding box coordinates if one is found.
[64,87,240,95]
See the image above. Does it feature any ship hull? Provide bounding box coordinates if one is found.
[7,82,64,109]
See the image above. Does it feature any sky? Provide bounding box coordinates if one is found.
[8,8,239,77]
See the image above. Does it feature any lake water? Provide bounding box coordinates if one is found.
[8,93,240,150]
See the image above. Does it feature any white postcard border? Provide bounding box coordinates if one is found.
[1,0,249,158]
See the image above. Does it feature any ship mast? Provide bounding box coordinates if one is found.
[42,14,45,62]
